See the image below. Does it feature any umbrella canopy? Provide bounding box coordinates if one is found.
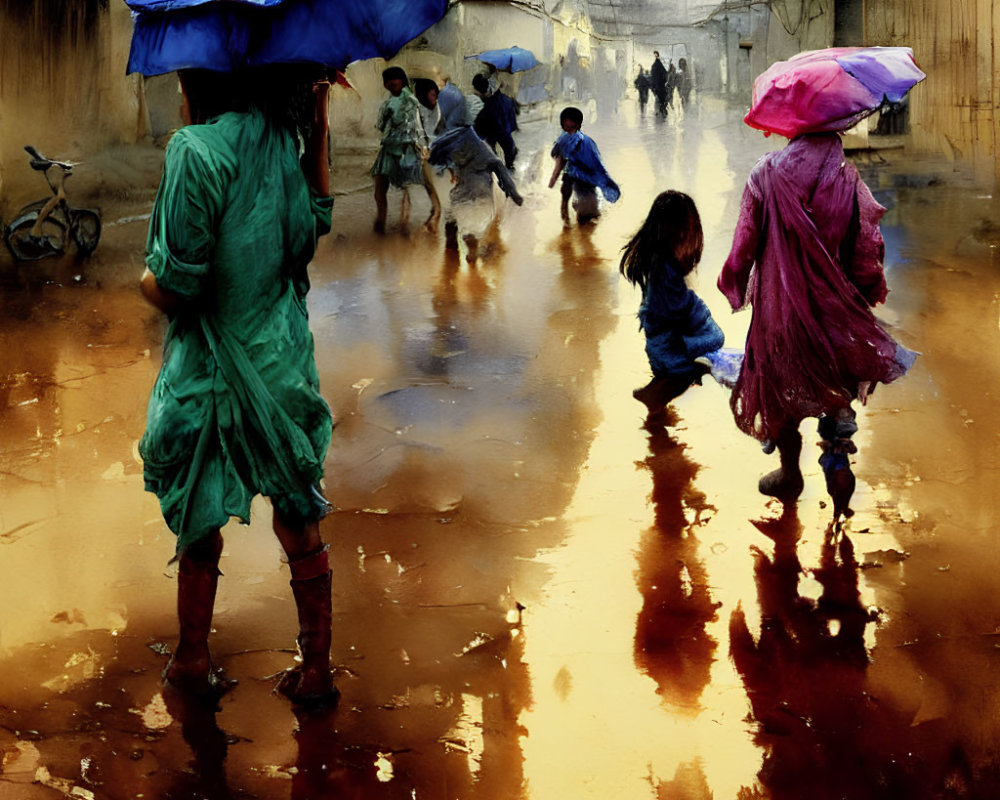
[744,46,926,139]
[126,0,450,75]
[467,45,539,73]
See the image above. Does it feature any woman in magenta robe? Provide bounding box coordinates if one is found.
[719,132,915,509]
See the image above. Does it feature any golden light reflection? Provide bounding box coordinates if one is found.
[517,298,762,799]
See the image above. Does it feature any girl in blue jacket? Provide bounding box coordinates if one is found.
[620,190,725,422]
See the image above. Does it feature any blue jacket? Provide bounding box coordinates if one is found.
[639,265,724,376]
[551,131,620,202]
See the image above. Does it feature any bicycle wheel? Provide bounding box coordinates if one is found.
[6,212,66,261]
[70,209,101,256]
[18,199,49,216]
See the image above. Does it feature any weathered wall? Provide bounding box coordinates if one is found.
[706,0,998,183]
[586,0,728,32]
[0,1,145,207]
[709,0,833,100]
[865,1,998,185]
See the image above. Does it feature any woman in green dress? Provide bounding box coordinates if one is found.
[139,66,338,706]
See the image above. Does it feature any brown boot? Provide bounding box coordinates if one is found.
[758,428,804,500]
[278,547,340,707]
[163,531,235,700]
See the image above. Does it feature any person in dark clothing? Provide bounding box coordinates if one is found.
[634,66,651,113]
[665,60,677,109]
[650,51,668,116]
[471,73,519,169]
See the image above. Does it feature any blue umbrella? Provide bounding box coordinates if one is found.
[468,45,539,73]
[126,0,450,75]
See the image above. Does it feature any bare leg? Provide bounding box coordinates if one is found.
[400,187,411,230]
[422,160,441,232]
[273,511,338,706]
[632,366,707,424]
[560,178,573,224]
[373,175,389,234]
[273,513,323,558]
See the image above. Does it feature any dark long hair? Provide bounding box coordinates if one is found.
[178,64,323,139]
[619,190,704,291]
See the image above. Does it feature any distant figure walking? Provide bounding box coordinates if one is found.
[548,106,620,225]
[650,51,668,116]
[472,73,519,169]
[634,66,651,113]
[371,66,424,234]
[718,132,916,515]
[620,191,725,424]
[665,60,678,109]
[677,57,693,107]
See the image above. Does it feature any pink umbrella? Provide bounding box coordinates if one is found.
[744,46,926,139]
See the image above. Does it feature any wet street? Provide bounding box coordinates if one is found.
[3,95,1000,799]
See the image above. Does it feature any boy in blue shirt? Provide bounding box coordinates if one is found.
[547,106,620,224]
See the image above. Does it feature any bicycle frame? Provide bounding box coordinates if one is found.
[29,165,71,237]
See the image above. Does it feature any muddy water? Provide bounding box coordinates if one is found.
[1,97,999,799]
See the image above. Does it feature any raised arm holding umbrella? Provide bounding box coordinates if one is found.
[462,46,538,169]
[129,0,449,707]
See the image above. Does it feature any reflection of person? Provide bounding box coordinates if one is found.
[139,66,339,706]
[620,191,724,422]
[548,106,620,225]
[633,427,719,708]
[719,132,916,510]
[371,66,424,234]
[472,73,519,169]
[634,66,650,113]
[161,690,230,795]
[730,511,901,798]
[429,125,523,263]
[650,51,668,115]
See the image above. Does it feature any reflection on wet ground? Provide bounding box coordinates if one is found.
[3,96,1000,798]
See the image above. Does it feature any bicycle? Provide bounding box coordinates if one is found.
[4,145,101,262]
